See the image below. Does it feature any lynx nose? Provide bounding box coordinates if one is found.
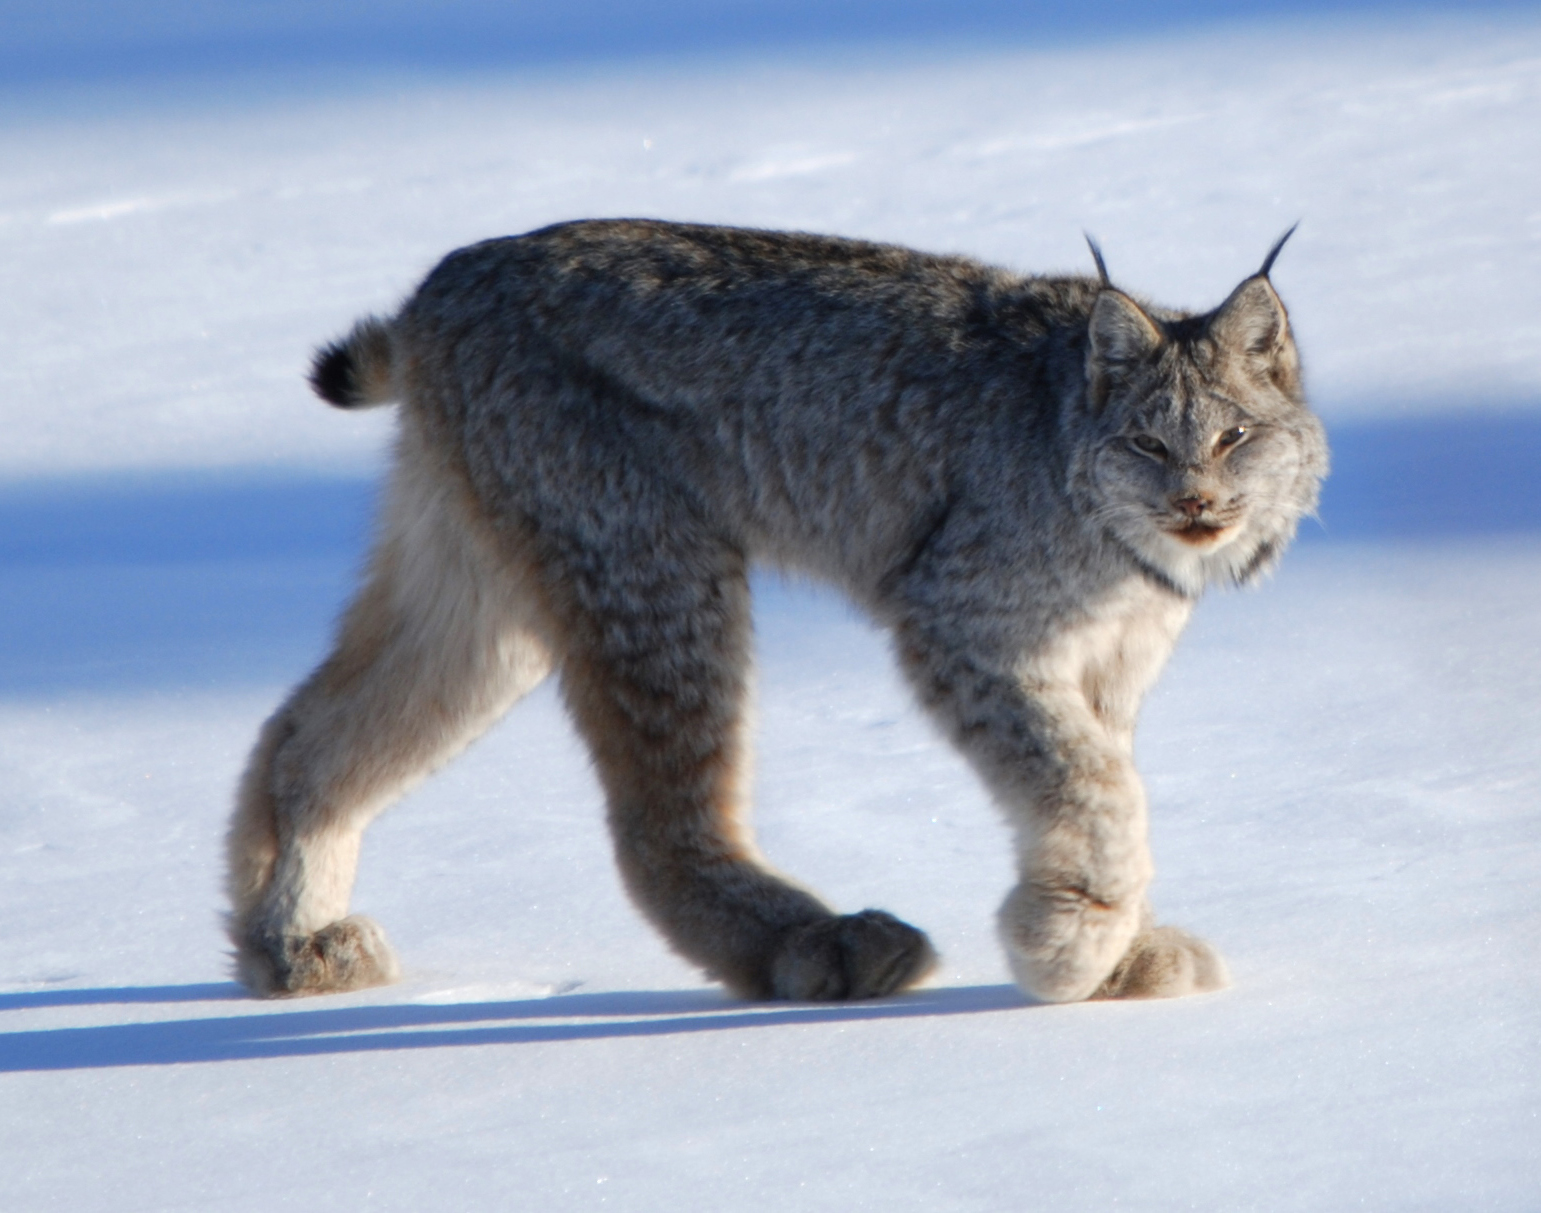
[1172,494,1211,519]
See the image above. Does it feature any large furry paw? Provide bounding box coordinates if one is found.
[769,910,938,1001]
[235,914,401,997]
[1092,924,1229,1000]
[998,882,1145,1004]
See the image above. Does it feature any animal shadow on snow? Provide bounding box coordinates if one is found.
[0,983,1029,1073]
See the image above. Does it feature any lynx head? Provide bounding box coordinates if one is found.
[1076,232,1328,596]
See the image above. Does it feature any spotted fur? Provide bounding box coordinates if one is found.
[227,220,1326,1002]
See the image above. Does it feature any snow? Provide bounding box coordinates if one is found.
[2,8,1539,1210]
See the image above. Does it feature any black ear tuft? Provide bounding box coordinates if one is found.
[1258,222,1299,279]
[1084,232,1112,288]
[309,341,360,408]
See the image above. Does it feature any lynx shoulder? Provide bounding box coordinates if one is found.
[226,219,1327,1003]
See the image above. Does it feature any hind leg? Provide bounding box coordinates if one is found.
[226,440,553,996]
[548,517,935,1001]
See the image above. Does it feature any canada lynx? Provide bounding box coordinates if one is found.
[226,219,1326,1003]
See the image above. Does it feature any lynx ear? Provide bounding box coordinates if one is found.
[1086,291,1163,408]
[1089,291,1163,366]
[1209,276,1300,390]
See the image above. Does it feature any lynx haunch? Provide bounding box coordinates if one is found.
[226,220,1327,1003]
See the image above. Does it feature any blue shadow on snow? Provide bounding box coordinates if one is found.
[0,407,1536,695]
[0,983,246,1011]
[1306,409,1541,541]
[0,471,376,694]
[0,983,1029,1072]
[5,0,1530,89]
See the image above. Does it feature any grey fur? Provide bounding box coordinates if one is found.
[226,219,1327,1004]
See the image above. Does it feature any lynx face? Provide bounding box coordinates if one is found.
[1084,277,1328,595]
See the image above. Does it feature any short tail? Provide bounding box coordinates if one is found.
[308,315,399,409]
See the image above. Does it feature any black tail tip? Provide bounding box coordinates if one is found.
[309,342,360,407]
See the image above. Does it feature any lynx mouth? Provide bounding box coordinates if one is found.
[1169,522,1234,547]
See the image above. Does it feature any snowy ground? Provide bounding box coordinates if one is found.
[2,9,1539,1211]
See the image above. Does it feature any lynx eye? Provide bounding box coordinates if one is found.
[1129,434,1168,459]
[1216,426,1248,450]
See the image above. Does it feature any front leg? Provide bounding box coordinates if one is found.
[1090,913,1229,1000]
[1002,834,1227,1002]
[891,584,1225,1003]
[545,510,935,1002]
[989,693,1157,1002]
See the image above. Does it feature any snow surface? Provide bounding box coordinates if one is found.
[2,9,1539,1211]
